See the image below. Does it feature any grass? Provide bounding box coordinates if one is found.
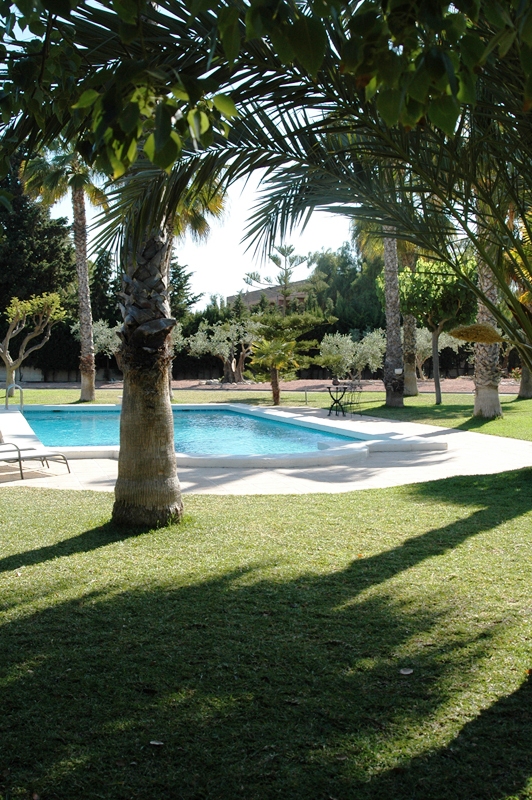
[8,385,532,442]
[1,474,532,799]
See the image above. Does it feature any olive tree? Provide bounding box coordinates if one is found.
[1,294,65,394]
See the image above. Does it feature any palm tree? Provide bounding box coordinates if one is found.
[353,220,418,399]
[251,337,298,405]
[95,161,226,527]
[382,233,404,406]
[474,259,502,417]
[23,146,107,401]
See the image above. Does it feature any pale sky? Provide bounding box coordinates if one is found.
[53,173,352,311]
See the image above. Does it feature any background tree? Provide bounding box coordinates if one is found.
[24,146,108,402]
[352,329,387,379]
[168,260,203,321]
[89,251,122,326]
[71,319,122,380]
[0,162,75,315]
[414,328,464,380]
[1,294,65,394]
[250,311,327,404]
[399,259,477,405]
[317,329,387,380]
[306,244,385,334]
[188,319,258,383]
[317,332,357,380]
[245,244,306,315]
[360,220,428,395]
[382,235,404,407]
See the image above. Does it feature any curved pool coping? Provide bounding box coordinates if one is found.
[16,403,448,469]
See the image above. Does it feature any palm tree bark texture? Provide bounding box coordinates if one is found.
[518,364,532,399]
[401,249,418,396]
[383,234,404,407]
[113,233,183,527]
[474,261,502,418]
[402,314,418,396]
[72,185,96,402]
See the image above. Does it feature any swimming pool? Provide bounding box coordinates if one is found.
[24,406,356,456]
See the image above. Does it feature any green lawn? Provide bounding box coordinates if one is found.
[1,475,531,799]
[9,386,532,442]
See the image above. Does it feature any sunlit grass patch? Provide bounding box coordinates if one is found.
[1,474,532,799]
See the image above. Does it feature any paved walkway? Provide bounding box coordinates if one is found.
[1,408,531,494]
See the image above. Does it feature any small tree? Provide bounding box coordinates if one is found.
[1,294,65,394]
[353,328,387,378]
[245,244,306,315]
[399,259,476,404]
[71,318,122,380]
[318,332,357,379]
[188,320,257,383]
[251,337,301,404]
[168,260,203,320]
[318,329,387,381]
[250,312,325,404]
[413,327,464,379]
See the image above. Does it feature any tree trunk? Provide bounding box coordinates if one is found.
[112,233,183,528]
[222,356,236,383]
[235,346,252,383]
[403,314,418,396]
[72,185,96,402]
[5,363,15,396]
[518,364,532,399]
[270,367,280,405]
[474,261,502,418]
[432,327,442,405]
[383,234,404,406]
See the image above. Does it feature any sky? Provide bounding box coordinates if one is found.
[52,173,352,311]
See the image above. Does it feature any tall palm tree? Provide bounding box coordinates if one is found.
[23,146,107,401]
[95,161,226,527]
[474,259,502,417]
[353,220,418,398]
[382,233,404,406]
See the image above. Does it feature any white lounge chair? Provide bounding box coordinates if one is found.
[0,441,71,479]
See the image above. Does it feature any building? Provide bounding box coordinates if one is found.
[227,279,309,310]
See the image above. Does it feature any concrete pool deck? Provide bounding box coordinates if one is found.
[1,406,532,493]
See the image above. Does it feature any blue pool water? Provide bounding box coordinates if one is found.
[24,409,355,455]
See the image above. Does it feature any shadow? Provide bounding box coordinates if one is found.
[359,674,532,799]
[1,473,532,798]
[402,467,532,510]
[0,521,146,574]
[357,395,532,436]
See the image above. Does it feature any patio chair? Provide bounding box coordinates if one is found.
[0,440,71,480]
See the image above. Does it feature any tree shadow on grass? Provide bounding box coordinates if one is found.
[0,521,147,575]
[1,472,532,799]
[358,395,532,437]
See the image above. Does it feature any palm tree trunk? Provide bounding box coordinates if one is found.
[403,314,418,396]
[270,367,281,405]
[432,327,443,405]
[518,364,532,399]
[72,186,96,402]
[474,261,502,418]
[383,234,404,407]
[112,233,183,528]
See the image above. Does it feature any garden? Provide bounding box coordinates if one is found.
[2,1,532,798]
[1,471,532,799]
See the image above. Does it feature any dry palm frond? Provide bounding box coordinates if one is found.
[449,323,504,343]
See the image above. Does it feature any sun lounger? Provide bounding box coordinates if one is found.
[0,441,70,479]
